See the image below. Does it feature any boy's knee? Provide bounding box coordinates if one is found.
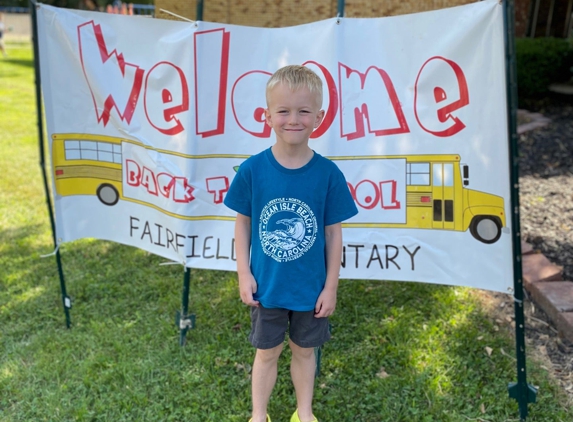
[289,340,314,358]
[256,343,283,362]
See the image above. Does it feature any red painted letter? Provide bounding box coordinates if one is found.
[78,21,144,127]
[126,159,141,186]
[339,64,409,141]
[144,62,189,135]
[231,71,272,138]
[206,176,229,204]
[414,57,469,137]
[194,29,230,138]
[303,61,338,139]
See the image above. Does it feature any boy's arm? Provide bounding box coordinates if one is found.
[314,222,342,318]
[235,213,259,307]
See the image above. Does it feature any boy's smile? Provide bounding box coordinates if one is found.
[265,83,325,149]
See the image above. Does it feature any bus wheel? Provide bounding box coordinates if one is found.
[470,216,502,244]
[97,184,119,206]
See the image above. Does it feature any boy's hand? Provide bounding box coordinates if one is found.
[314,287,337,318]
[238,272,260,307]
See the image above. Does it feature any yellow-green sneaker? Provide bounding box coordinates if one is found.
[290,410,318,422]
[248,415,271,422]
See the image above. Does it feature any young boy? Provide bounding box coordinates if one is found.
[224,65,358,422]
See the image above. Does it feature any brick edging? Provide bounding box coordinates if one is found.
[521,241,573,342]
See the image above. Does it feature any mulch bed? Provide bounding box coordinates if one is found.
[519,98,573,282]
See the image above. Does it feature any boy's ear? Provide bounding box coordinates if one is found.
[264,108,272,126]
[314,109,325,128]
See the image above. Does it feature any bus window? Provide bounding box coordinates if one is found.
[443,163,453,186]
[80,141,97,160]
[462,164,470,186]
[407,162,430,185]
[64,140,81,160]
[433,163,442,186]
[64,139,121,163]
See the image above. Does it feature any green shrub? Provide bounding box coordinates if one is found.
[515,37,573,100]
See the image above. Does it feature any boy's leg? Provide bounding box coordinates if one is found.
[288,311,330,422]
[252,343,283,422]
[289,339,316,422]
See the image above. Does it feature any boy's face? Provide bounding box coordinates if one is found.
[265,83,324,148]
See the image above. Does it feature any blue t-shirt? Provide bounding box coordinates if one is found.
[224,148,358,311]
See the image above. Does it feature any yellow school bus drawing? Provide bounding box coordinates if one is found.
[52,133,126,207]
[52,133,207,218]
[332,154,506,244]
[52,133,506,244]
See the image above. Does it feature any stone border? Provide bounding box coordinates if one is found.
[517,109,551,134]
[516,111,573,342]
[548,83,573,96]
[521,241,573,342]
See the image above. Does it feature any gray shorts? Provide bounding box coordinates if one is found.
[248,306,331,350]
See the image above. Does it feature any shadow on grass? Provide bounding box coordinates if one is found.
[0,220,242,332]
[0,233,186,332]
[3,57,34,69]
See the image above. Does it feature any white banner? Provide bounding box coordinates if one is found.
[37,0,514,292]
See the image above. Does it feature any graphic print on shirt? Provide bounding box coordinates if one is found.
[259,197,318,263]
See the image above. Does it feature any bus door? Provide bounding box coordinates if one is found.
[432,163,455,230]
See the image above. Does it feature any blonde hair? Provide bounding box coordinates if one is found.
[266,65,323,108]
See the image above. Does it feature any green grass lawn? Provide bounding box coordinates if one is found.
[0,42,571,422]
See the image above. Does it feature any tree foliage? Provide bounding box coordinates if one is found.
[516,37,573,100]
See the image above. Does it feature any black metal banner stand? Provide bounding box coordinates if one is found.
[503,1,538,420]
[174,0,206,347]
[176,267,196,346]
[30,0,72,328]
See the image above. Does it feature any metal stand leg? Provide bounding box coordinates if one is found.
[176,267,195,346]
[508,292,538,420]
[55,250,72,328]
[504,1,538,419]
[31,0,72,328]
